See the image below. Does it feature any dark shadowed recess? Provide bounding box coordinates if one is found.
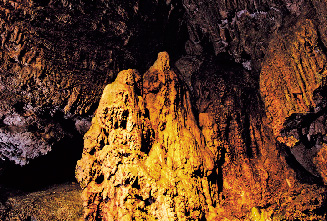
[31,0,189,74]
[280,142,325,185]
[127,0,189,72]
[280,83,327,185]
[36,0,51,7]
[0,125,84,194]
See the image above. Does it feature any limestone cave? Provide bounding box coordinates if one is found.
[1,0,327,220]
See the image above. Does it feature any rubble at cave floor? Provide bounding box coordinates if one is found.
[0,182,83,221]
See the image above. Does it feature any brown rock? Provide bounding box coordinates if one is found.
[314,144,327,184]
[2,183,83,221]
[260,19,327,139]
[259,17,327,182]
[0,0,326,220]
[0,0,183,165]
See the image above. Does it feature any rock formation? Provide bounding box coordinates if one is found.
[76,52,327,220]
[0,0,182,165]
[76,52,215,220]
[3,183,83,221]
[1,0,327,220]
[0,0,314,166]
[0,0,323,167]
[260,16,327,184]
[261,19,327,139]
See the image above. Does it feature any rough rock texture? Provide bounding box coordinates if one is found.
[0,183,83,220]
[0,0,325,167]
[259,16,327,182]
[0,0,326,168]
[260,19,327,139]
[179,51,327,219]
[0,0,183,165]
[181,0,313,72]
[76,52,215,220]
[0,0,314,166]
[76,52,327,220]
[1,0,327,220]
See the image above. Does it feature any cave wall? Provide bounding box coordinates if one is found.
[0,0,184,166]
[1,0,327,220]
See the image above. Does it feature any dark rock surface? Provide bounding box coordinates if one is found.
[0,0,184,165]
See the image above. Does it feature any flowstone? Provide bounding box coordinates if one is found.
[76,52,327,220]
[76,52,215,220]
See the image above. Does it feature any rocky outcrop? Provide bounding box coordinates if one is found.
[0,0,325,168]
[260,19,327,138]
[181,52,327,219]
[76,52,216,220]
[76,52,327,220]
[259,17,327,183]
[1,0,327,220]
[181,0,312,72]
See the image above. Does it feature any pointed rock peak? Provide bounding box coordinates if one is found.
[143,52,171,94]
[151,51,170,73]
[116,69,141,86]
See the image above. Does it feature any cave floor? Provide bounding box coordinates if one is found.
[0,182,83,221]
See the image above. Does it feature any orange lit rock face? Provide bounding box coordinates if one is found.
[76,52,216,220]
[76,52,327,220]
[315,144,327,184]
[260,19,327,139]
[1,1,327,220]
[260,18,327,182]
[188,56,325,220]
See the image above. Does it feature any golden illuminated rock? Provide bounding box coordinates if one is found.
[1,1,327,220]
[77,51,327,220]
[260,19,327,138]
[0,0,180,166]
[314,143,327,184]
[76,52,216,220]
[260,18,327,184]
